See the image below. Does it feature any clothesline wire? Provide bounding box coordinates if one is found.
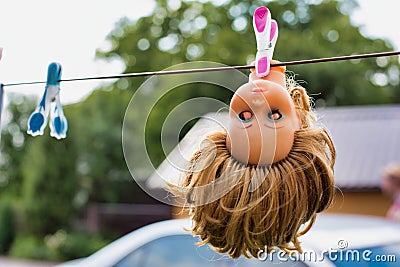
[2,50,400,88]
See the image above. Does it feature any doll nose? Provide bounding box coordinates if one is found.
[251,98,266,107]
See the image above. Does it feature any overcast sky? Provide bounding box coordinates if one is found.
[0,0,398,105]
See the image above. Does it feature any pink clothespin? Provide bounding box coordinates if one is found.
[253,6,279,77]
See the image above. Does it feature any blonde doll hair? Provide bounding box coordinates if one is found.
[170,80,336,259]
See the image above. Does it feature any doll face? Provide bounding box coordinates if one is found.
[226,79,301,165]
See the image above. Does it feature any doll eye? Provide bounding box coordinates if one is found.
[237,111,253,123]
[267,110,285,122]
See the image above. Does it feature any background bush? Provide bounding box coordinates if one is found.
[0,202,16,254]
[9,231,110,261]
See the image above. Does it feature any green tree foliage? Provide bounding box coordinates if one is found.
[1,95,80,236]
[20,132,79,235]
[0,201,15,253]
[98,0,399,106]
[0,94,35,199]
[66,87,142,203]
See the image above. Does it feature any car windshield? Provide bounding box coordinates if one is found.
[327,243,400,267]
[113,234,308,267]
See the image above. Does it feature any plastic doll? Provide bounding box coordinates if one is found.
[169,6,336,259]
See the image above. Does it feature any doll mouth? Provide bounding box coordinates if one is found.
[264,124,284,129]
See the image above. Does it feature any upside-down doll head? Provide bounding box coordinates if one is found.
[169,63,336,259]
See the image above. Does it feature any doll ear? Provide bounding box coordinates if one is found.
[290,86,310,112]
[290,86,310,129]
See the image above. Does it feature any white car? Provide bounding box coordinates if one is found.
[54,214,400,267]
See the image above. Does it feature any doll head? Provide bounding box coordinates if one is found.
[168,5,335,259]
[170,69,336,259]
[226,63,301,165]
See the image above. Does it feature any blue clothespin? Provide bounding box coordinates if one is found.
[27,62,68,139]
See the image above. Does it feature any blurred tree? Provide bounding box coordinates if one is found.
[0,94,83,236]
[0,94,35,199]
[0,201,15,253]
[20,130,79,235]
[98,0,398,106]
[66,87,144,203]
